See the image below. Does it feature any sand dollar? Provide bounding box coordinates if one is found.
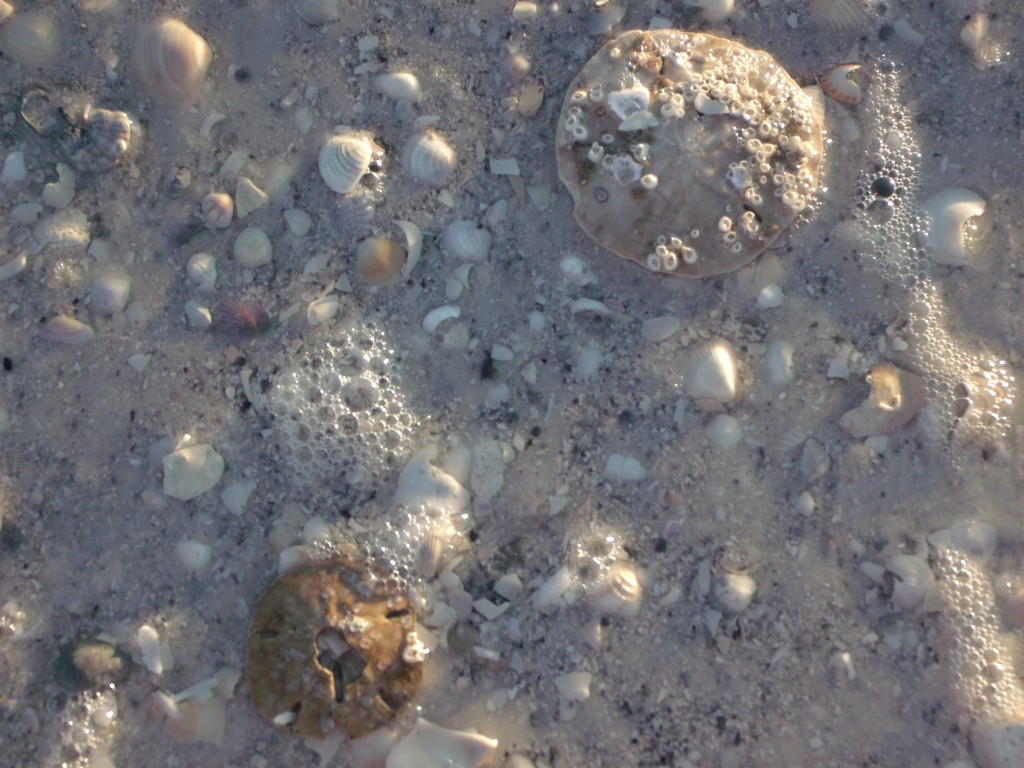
[556,29,823,278]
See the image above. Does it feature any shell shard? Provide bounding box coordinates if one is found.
[819,63,863,105]
[918,188,986,267]
[809,0,871,31]
[839,362,926,438]
[40,314,94,345]
[318,132,382,195]
[403,131,457,187]
[556,30,823,278]
[131,18,212,107]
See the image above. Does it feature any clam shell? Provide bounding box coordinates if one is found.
[355,237,407,285]
[685,339,738,406]
[918,188,986,267]
[233,227,273,268]
[373,72,422,103]
[131,18,213,107]
[40,314,95,345]
[318,132,382,195]
[402,131,457,187]
[442,220,491,262]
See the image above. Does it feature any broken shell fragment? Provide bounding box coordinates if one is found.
[245,555,423,739]
[839,362,926,438]
[373,72,422,103]
[319,131,384,195]
[819,63,863,105]
[556,29,823,277]
[130,18,213,107]
[39,314,95,345]
[386,718,498,768]
[69,107,135,173]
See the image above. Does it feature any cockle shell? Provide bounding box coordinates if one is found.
[685,339,738,408]
[318,131,383,195]
[402,131,457,187]
[355,237,407,285]
[442,220,491,262]
[211,297,270,336]
[131,18,213,107]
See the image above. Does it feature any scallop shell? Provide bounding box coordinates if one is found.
[211,297,270,336]
[685,339,738,407]
[402,131,457,187]
[442,220,492,262]
[355,237,407,285]
[233,227,273,268]
[201,192,233,228]
[819,64,863,105]
[318,132,383,196]
[130,18,213,107]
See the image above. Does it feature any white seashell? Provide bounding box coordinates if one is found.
[11,202,43,224]
[130,18,213,107]
[602,453,647,482]
[533,566,575,609]
[185,300,212,329]
[553,672,592,702]
[1,150,27,185]
[39,315,95,345]
[819,64,863,105]
[423,304,462,333]
[0,12,60,70]
[283,209,312,236]
[395,220,423,278]
[839,362,926,438]
[233,227,273,268]
[318,131,382,195]
[590,562,643,617]
[949,520,997,565]
[892,17,925,46]
[234,176,268,219]
[706,413,742,451]
[137,624,164,675]
[494,573,524,600]
[306,295,339,326]
[442,220,492,262]
[683,0,735,22]
[90,273,131,316]
[373,72,422,103]
[403,131,458,187]
[41,163,75,208]
[714,571,756,614]
[187,252,217,290]
[685,339,738,407]
[960,13,987,52]
[0,251,28,281]
[756,284,784,308]
[918,188,985,266]
[294,0,342,24]
[201,192,233,228]
[641,315,680,342]
[385,718,498,768]
[174,540,213,572]
[886,554,934,610]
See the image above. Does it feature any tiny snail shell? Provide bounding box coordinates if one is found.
[819,63,863,105]
[233,226,273,268]
[402,131,457,187]
[202,191,233,228]
[442,220,492,262]
[355,236,407,285]
[318,131,383,195]
[130,18,213,107]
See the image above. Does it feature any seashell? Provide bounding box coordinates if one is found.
[0,12,60,70]
[706,413,742,451]
[764,341,795,386]
[294,0,342,25]
[233,227,273,268]
[283,209,312,236]
[590,561,643,616]
[839,362,926,438]
[808,0,870,30]
[917,188,985,267]
[0,251,28,281]
[39,314,95,345]
[553,672,593,703]
[130,18,213,107]
[355,236,407,285]
[0,1,12,25]
[41,163,75,208]
[442,220,492,262]
[819,63,863,105]
[90,273,131,316]
[885,554,934,610]
[387,719,497,768]
[34,208,90,253]
[949,520,997,565]
[69,107,135,173]
[422,304,461,333]
[201,192,233,228]
[318,131,383,195]
[324,190,375,241]
[187,252,217,290]
[395,220,423,279]
[402,131,457,187]
[234,176,268,219]
[211,296,270,336]
[713,571,756,614]
[185,300,212,329]
[306,295,339,326]
[533,566,576,609]
[685,339,738,408]
[373,72,422,103]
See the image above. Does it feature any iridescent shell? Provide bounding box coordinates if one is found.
[402,131,457,187]
[318,132,383,195]
[130,18,213,107]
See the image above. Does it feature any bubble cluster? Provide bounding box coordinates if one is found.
[851,62,1015,454]
[265,324,416,495]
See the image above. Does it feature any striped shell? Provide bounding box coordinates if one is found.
[211,297,270,336]
[402,131,457,187]
[685,339,738,407]
[130,18,213,107]
[819,63,863,105]
[318,132,383,195]
[442,220,491,262]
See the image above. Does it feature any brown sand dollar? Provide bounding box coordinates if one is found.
[556,29,823,278]
[245,555,423,738]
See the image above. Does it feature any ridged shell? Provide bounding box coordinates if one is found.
[318,132,383,195]
[131,18,213,107]
[685,339,738,406]
[211,297,270,336]
[533,566,576,609]
[402,131,457,187]
[355,237,407,285]
[324,191,375,240]
[442,220,491,262]
[819,64,863,105]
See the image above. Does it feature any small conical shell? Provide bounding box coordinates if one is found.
[402,131,457,187]
[355,236,407,285]
[318,132,382,195]
[442,220,491,262]
[685,339,738,407]
[130,18,213,107]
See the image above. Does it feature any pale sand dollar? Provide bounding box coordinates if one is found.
[556,29,823,278]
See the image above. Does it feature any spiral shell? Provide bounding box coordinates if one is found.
[130,18,213,107]
[318,131,383,195]
[442,220,492,262]
[402,131,457,187]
